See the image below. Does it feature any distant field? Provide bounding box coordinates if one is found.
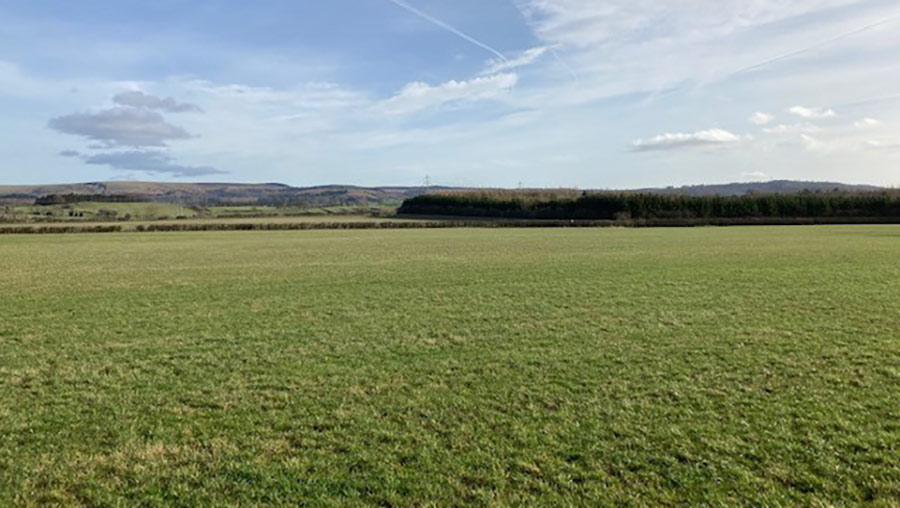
[9,202,197,221]
[1,227,898,506]
[0,214,417,233]
[4,202,397,223]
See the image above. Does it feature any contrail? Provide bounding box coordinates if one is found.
[730,12,900,77]
[549,46,580,85]
[385,0,507,61]
[504,0,578,85]
[835,92,900,110]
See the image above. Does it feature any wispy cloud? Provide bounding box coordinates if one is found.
[854,118,882,128]
[385,0,507,61]
[113,90,203,113]
[482,47,548,75]
[762,123,821,134]
[865,139,900,151]
[749,112,775,125]
[510,0,900,108]
[801,133,825,152]
[378,73,518,115]
[83,150,226,177]
[729,12,900,77]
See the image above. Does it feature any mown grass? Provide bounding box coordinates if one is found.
[1,226,898,507]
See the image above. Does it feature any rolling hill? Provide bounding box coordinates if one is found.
[0,180,887,207]
[0,182,453,207]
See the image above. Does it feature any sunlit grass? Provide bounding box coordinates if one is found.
[1,226,898,506]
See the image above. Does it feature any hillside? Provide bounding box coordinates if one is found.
[0,180,887,207]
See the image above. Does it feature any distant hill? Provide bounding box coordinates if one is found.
[634,180,884,197]
[0,180,887,207]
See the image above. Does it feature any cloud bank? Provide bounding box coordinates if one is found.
[49,92,224,177]
[49,107,192,147]
[84,150,226,177]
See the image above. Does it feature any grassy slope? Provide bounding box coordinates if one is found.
[0,182,285,195]
[1,227,898,507]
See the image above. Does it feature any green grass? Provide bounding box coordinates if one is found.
[1,226,898,507]
[0,214,417,233]
[13,202,198,221]
[207,205,398,218]
[7,203,398,223]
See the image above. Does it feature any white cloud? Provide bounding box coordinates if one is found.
[854,118,882,128]
[762,123,821,134]
[742,171,770,181]
[632,128,746,152]
[800,133,825,151]
[377,73,518,115]
[788,105,837,119]
[183,80,369,111]
[482,47,549,75]
[866,139,900,151]
[749,112,775,125]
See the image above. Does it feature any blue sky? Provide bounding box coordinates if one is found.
[1,0,899,187]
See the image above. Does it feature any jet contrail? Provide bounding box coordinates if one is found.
[730,12,900,77]
[385,0,507,62]
[549,47,580,85]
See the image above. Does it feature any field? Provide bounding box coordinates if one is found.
[1,226,898,506]
[3,202,397,223]
[0,214,417,235]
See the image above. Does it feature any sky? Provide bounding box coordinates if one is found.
[1,0,899,188]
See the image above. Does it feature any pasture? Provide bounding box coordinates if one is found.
[1,226,898,506]
[4,203,396,223]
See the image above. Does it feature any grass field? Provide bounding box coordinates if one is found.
[0,215,417,235]
[5,203,398,223]
[1,226,898,506]
[11,202,199,221]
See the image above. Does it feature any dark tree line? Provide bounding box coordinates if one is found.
[34,193,148,205]
[398,190,900,221]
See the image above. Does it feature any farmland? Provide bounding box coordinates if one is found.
[1,202,397,224]
[1,226,899,506]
